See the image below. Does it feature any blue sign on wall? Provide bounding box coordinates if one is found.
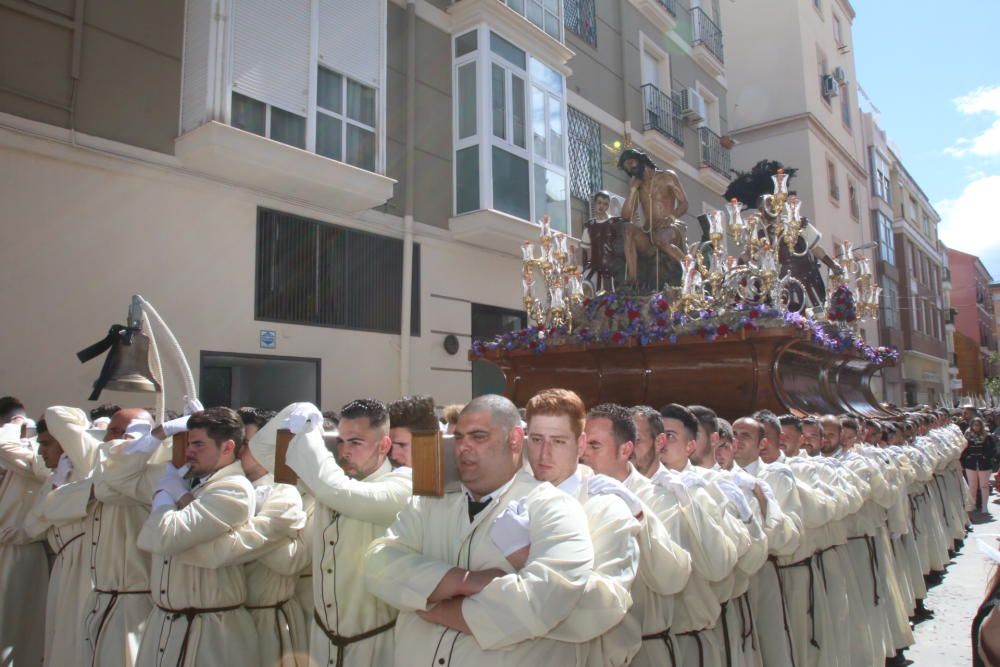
[260,330,276,349]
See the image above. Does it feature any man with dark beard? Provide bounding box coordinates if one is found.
[617,148,689,288]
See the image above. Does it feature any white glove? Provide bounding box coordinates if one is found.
[588,474,643,517]
[652,470,692,506]
[283,402,323,435]
[730,469,758,492]
[161,415,191,437]
[51,453,74,487]
[758,479,778,507]
[154,463,191,503]
[183,397,204,416]
[678,470,708,489]
[125,419,152,438]
[489,499,531,556]
[715,477,753,523]
[123,433,161,456]
[254,484,274,511]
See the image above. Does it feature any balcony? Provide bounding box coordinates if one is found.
[174,122,395,214]
[641,83,685,162]
[629,0,679,34]
[942,267,952,289]
[697,126,732,192]
[690,7,724,78]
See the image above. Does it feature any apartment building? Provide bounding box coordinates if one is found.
[948,249,996,398]
[883,146,950,407]
[724,0,876,333]
[0,0,736,413]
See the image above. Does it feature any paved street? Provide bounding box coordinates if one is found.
[907,494,998,666]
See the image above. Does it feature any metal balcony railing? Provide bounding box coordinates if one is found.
[641,83,684,147]
[657,0,678,17]
[691,7,724,64]
[698,126,731,177]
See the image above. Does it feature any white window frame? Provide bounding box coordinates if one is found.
[451,24,570,231]
[219,3,387,174]
[315,66,379,171]
[502,0,564,42]
[695,81,720,132]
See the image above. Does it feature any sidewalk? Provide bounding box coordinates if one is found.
[907,495,998,667]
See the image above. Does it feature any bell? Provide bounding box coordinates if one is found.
[104,329,160,393]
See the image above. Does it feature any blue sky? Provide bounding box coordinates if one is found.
[851,0,1000,279]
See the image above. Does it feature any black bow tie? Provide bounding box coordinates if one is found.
[467,497,491,522]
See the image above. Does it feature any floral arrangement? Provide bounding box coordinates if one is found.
[470,291,899,365]
[826,284,858,323]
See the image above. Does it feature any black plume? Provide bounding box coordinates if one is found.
[723,160,798,208]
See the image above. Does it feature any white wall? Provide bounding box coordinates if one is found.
[0,126,522,415]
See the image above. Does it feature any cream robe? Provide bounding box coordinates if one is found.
[0,424,50,666]
[23,407,99,667]
[292,490,314,657]
[365,469,594,667]
[35,448,154,667]
[274,429,412,667]
[640,465,738,667]
[621,464,693,667]
[546,468,641,667]
[172,475,309,667]
[132,460,259,667]
[749,455,837,667]
[744,457,802,667]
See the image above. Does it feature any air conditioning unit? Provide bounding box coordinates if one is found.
[832,66,847,83]
[680,88,708,123]
[821,74,840,99]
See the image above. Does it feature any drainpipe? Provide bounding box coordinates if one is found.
[399,0,416,396]
[619,0,632,142]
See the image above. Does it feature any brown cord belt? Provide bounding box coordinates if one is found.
[848,535,881,606]
[777,554,820,649]
[641,627,677,666]
[676,628,706,667]
[247,600,292,661]
[313,610,395,667]
[89,589,151,667]
[155,602,244,666]
[767,556,798,667]
[719,600,733,667]
[54,532,84,559]
[736,591,755,653]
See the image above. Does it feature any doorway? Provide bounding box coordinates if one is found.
[471,303,526,397]
[200,352,321,411]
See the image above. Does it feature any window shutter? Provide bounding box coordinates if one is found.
[181,0,213,133]
[318,0,382,87]
[232,0,310,115]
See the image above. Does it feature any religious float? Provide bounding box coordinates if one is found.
[470,151,898,423]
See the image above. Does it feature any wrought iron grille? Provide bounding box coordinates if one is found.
[568,107,603,201]
[564,0,597,48]
[698,126,731,176]
[641,83,684,147]
[691,7,724,63]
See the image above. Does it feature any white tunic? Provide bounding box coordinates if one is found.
[0,424,50,666]
[172,475,309,667]
[364,469,595,667]
[275,429,412,667]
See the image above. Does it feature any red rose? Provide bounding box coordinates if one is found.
[717,323,730,336]
[612,332,624,343]
[628,309,640,321]
[749,310,760,319]
[656,318,667,326]
[657,299,669,311]
[605,308,615,318]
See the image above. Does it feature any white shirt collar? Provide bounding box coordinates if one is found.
[556,469,583,497]
[461,472,518,505]
[744,458,761,476]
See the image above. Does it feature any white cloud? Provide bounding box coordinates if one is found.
[945,85,1000,158]
[937,175,1000,264]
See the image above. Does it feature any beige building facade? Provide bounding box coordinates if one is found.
[0,0,739,414]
